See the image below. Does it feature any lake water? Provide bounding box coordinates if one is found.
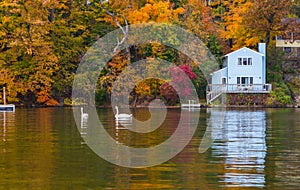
[0,107,299,189]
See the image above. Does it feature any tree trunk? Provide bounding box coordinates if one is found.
[48,9,54,22]
[265,30,270,49]
[100,0,131,62]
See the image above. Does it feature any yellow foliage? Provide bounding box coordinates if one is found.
[222,0,292,49]
[126,0,184,24]
[0,0,59,104]
[221,0,259,49]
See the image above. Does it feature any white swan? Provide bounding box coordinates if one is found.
[81,107,88,122]
[115,106,132,120]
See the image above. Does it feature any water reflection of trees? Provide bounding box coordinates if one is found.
[0,109,56,189]
[265,109,300,189]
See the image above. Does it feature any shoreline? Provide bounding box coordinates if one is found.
[9,104,298,109]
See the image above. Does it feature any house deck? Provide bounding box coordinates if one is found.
[206,84,272,104]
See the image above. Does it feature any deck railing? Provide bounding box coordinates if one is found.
[206,84,272,104]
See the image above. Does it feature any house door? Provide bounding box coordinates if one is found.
[221,78,226,91]
[237,77,253,91]
[239,77,253,85]
[241,77,248,85]
[222,78,226,84]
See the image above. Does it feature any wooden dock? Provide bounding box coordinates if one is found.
[1,87,15,112]
[0,104,15,112]
[181,100,201,109]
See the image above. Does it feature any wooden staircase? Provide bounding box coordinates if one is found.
[206,85,225,104]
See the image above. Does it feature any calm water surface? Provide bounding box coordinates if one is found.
[0,107,299,189]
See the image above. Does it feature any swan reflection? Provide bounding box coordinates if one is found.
[80,108,88,145]
[210,109,266,188]
[116,119,133,129]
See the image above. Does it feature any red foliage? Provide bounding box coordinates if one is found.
[177,65,197,80]
[160,65,197,104]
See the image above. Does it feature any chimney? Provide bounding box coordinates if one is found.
[258,43,266,56]
[258,43,266,84]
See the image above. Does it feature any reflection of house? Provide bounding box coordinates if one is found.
[210,110,267,188]
[207,43,272,104]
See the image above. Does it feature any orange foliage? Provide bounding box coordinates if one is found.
[100,0,185,25]
[221,0,257,49]
[44,98,60,106]
[126,0,184,24]
[222,0,292,49]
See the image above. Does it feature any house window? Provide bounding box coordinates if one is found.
[284,47,291,54]
[243,58,247,65]
[248,58,252,65]
[237,77,253,85]
[277,36,283,40]
[241,77,247,84]
[238,58,242,65]
[238,57,252,65]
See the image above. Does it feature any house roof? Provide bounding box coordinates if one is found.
[225,47,264,57]
[211,67,227,75]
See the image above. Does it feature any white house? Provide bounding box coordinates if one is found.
[207,43,272,103]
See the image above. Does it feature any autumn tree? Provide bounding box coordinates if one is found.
[180,0,224,60]
[291,0,300,18]
[244,0,292,47]
[48,0,113,104]
[95,0,190,106]
[0,0,59,105]
[182,0,218,42]
[221,0,257,49]
[160,65,197,105]
[222,0,292,49]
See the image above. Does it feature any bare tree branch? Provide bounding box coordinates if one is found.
[99,0,130,60]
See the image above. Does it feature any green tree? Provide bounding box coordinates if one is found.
[0,0,58,105]
[49,0,113,104]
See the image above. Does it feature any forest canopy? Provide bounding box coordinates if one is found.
[0,0,298,106]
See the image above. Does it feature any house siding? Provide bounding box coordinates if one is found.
[227,48,264,85]
[212,68,228,85]
[211,68,228,91]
